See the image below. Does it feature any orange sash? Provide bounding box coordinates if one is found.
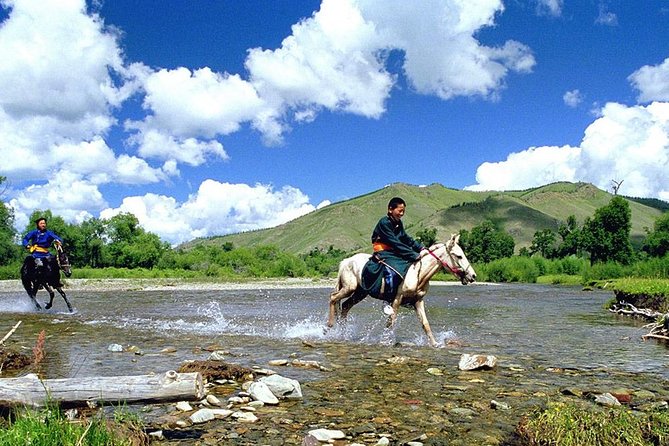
[373,242,392,252]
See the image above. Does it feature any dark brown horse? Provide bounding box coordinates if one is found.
[20,244,73,312]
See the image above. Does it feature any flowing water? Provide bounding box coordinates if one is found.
[2,282,669,444]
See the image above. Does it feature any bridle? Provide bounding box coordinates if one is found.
[426,243,463,277]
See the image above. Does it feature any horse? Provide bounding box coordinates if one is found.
[327,234,476,347]
[20,244,73,312]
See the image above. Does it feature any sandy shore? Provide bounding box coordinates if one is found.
[0,277,340,293]
[0,277,475,293]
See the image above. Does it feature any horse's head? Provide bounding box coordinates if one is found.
[55,244,72,278]
[432,234,476,285]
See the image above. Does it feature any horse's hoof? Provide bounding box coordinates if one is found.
[44,302,52,310]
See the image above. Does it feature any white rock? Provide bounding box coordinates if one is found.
[458,354,497,371]
[175,401,193,412]
[248,381,279,405]
[206,394,223,407]
[376,438,390,446]
[308,428,346,441]
[107,344,123,352]
[232,411,258,422]
[259,374,303,400]
[189,408,215,424]
[268,359,289,366]
[148,430,164,440]
[595,393,621,406]
[208,350,228,361]
[211,409,233,419]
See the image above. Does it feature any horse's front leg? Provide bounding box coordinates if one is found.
[43,284,55,310]
[328,286,354,328]
[56,287,73,313]
[414,299,439,347]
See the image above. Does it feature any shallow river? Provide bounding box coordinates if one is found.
[1,282,668,445]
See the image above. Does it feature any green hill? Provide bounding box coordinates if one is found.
[183,182,666,254]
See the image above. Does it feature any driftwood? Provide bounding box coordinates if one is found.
[609,302,663,320]
[0,370,204,408]
[0,321,22,346]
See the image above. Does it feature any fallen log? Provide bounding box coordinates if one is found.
[0,370,204,408]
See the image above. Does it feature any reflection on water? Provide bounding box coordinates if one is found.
[1,283,667,380]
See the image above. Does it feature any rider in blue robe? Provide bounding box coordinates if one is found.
[22,217,63,267]
[361,197,424,302]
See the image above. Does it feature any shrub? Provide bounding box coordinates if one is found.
[481,256,540,283]
[517,401,669,446]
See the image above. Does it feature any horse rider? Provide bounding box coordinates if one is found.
[362,197,425,311]
[22,217,63,267]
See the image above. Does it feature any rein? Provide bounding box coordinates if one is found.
[55,244,70,270]
[427,245,462,276]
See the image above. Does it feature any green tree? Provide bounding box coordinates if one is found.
[0,176,19,265]
[530,228,556,258]
[581,196,634,264]
[77,218,105,267]
[556,215,583,258]
[102,213,169,268]
[459,220,515,264]
[642,212,669,258]
[415,227,438,247]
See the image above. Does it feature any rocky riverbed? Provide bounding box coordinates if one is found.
[3,279,669,445]
[135,341,669,446]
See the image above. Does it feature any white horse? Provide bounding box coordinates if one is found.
[327,234,476,347]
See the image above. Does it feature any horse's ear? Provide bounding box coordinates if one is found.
[454,234,460,244]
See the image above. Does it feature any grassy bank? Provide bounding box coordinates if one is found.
[0,403,144,446]
[517,402,669,446]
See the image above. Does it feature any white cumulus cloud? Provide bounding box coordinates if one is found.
[100,180,318,245]
[563,89,583,108]
[467,101,669,201]
[629,57,669,103]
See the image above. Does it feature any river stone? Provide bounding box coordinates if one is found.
[594,393,621,406]
[268,359,289,366]
[248,381,279,405]
[206,394,223,407]
[175,401,193,412]
[190,408,216,424]
[208,351,227,361]
[490,400,510,410]
[376,437,390,445]
[211,409,233,419]
[308,428,346,441]
[458,354,497,371]
[107,343,123,352]
[231,411,258,422]
[259,374,303,400]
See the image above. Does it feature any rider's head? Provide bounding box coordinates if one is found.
[35,217,47,231]
[387,197,406,221]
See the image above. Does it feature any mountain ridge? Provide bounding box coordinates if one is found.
[182,181,666,254]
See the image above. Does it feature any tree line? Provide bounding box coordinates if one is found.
[1,173,668,280]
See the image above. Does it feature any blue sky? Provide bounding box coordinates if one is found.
[1,0,669,245]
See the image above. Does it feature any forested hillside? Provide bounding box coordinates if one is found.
[185,182,665,254]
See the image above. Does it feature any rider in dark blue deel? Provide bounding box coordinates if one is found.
[22,217,63,267]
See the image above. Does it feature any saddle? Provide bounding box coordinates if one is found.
[360,255,402,303]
